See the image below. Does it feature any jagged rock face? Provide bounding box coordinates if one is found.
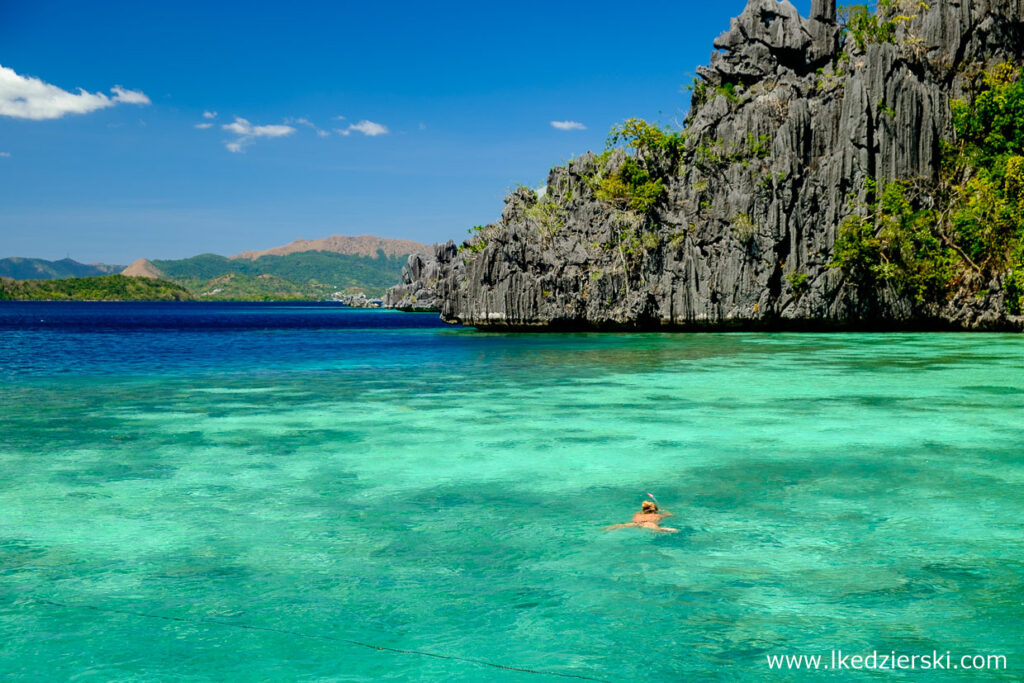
[385,242,461,311]
[701,0,833,83]
[811,0,836,23]
[393,0,1024,330]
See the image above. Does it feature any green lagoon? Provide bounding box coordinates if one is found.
[1,303,1021,680]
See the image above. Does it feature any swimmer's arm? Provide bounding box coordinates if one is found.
[604,523,637,531]
[659,510,674,519]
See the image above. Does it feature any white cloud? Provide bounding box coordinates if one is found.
[111,86,150,105]
[335,128,351,137]
[289,117,314,128]
[418,122,427,130]
[194,122,213,130]
[284,117,330,138]
[221,116,296,152]
[203,110,217,119]
[0,152,9,157]
[344,120,388,136]
[222,117,294,138]
[0,64,149,120]
[551,120,586,131]
[222,120,248,135]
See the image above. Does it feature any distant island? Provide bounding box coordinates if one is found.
[0,235,428,302]
[0,275,192,301]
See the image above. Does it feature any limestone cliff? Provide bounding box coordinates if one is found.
[389,0,1024,330]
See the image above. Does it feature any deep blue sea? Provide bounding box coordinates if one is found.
[1,302,1021,680]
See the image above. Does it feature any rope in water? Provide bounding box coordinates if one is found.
[28,597,610,682]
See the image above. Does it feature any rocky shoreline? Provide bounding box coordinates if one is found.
[389,0,1024,332]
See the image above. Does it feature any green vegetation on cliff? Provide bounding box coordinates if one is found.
[832,63,1024,312]
[949,63,1024,312]
[839,0,924,52]
[0,275,193,301]
[593,119,686,214]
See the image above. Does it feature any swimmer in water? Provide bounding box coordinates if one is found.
[605,500,679,533]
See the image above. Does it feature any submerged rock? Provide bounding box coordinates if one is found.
[392,0,1024,331]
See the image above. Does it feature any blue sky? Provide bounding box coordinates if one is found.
[0,0,813,264]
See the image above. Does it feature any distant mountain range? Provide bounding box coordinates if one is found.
[0,257,123,280]
[234,234,428,260]
[148,251,414,299]
[0,234,431,301]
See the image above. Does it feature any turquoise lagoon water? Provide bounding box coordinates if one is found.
[1,302,1021,680]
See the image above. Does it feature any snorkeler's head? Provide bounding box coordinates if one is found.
[641,500,658,513]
